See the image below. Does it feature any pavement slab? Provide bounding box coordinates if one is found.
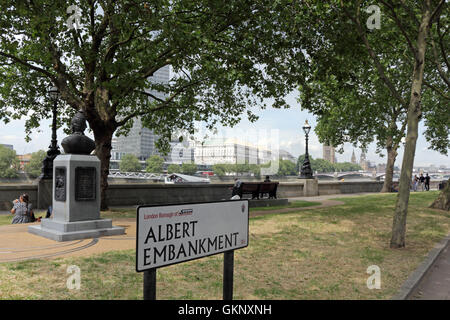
[0,219,136,263]
[409,242,450,300]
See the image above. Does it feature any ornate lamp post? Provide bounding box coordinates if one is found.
[299,120,314,179]
[40,86,61,179]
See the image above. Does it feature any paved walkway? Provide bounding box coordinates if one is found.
[409,241,450,300]
[0,219,136,263]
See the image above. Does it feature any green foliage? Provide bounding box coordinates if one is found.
[167,164,180,174]
[0,145,19,178]
[235,163,250,175]
[334,162,363,172]
[212,163,228,177]
[180,163,197,175]
[213,162,263,177]
[145,155,164,173]
[119,154,141,173]
[0,0,305,157]
[249,164,261,178]
[277,159,297,176]
[24,150,46,178]
[297,154,362,173]
[295,1,448,157]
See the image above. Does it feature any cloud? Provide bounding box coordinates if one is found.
[0,135,21,142]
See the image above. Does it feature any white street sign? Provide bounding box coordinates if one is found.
[136,200,249,271]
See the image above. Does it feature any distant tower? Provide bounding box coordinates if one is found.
[323,144,336,164]
[360,150,366,163]
[360,151,369,171]
[351,149,356,164]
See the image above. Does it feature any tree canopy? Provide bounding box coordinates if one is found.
[297,155,362,174]
[167,164,180,174]
[0,145,19,178]
[0,0,305,208]
[24,149,46,178]
[180,162,197,175]
[295,1,448,194]
[277,159,297,176]
[119,153,141,172]
[145,155,164,174]
[292,0,448,248]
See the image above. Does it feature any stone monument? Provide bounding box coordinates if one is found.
[29,111,125,241]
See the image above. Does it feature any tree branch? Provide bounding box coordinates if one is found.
[380,0,417,58]
[399,0,420,26]
[341,1,407,107]
[430,36,450,88]
[115,78,203,127]
[423,80,450,100]
[429,0,445,26]
[115,104,171,127]
[436,15,449,70]
[134,90,166,104]
[0,51,55,80]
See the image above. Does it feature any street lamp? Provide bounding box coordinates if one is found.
[40,85,61,179]
[299,120,314,179]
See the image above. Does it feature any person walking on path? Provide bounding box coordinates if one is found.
[419,173,425,191]
[412,175,418,192]
[425,173,431,191]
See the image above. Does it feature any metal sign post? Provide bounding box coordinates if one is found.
[143,268,157,300]
[223,250,234,300]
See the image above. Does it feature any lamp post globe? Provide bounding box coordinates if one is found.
[302,120,311,135]
[48,86,60,100]
[299,120,314,179]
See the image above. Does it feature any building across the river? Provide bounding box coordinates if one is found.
[194,137,273,166]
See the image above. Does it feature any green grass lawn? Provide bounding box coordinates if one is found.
[0,210,47,226]
[0,214,11,225]
[0,191,448,300]
[250,200,320,211]
[97,200,321,219]
[0,200,319,225]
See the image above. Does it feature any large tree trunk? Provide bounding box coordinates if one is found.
[390,4,432,248]
[381,138,398,193]
[430,179,450,211]
[85,87,117,211]
[94,128,114,211]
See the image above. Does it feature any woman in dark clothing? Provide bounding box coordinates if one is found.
[425,173,431,191]
[419,173,425,191]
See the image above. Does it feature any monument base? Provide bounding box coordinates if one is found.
[302,178,319,197]
[28,218,125,242]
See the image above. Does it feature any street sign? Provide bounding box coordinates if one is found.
[136,200,249,272]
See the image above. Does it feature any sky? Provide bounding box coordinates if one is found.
[1,89,448,169]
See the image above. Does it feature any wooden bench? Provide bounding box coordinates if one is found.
[237,182,278,199]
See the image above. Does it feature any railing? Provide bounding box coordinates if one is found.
[108,171,164,180]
